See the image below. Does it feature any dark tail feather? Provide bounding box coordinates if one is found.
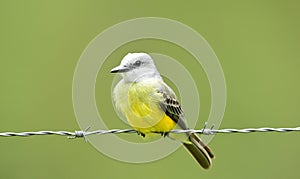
[190,133,214,159]
[183,133,214,169]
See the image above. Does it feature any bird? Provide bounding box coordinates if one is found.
[111,52,214,169]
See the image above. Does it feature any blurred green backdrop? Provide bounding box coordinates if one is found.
[1,0,300,179]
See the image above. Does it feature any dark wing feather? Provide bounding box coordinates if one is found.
[158,92,188,130]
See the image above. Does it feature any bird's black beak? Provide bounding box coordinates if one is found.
[110,65,130,73]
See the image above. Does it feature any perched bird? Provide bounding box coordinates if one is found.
[111,53,214,169]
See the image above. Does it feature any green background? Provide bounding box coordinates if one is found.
[1,0,299,178]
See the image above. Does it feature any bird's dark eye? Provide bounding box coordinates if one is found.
[134,60,141,67]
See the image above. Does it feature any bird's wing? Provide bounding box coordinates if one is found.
[158,90,189,130]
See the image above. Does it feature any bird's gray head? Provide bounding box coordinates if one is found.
[111,53,161,82]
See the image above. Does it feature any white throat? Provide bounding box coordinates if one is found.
[122,67,162,83]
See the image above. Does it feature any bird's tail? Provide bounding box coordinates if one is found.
[182,133,214,169]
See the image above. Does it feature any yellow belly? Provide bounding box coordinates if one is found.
[127,112,176,134]
[119,81,176,135]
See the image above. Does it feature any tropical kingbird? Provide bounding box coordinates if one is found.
[111,53,214,169]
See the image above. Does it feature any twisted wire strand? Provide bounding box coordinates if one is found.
[1,127,300,138]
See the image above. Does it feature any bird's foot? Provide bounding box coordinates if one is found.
[136,131,146,138]
[160,132,169,138]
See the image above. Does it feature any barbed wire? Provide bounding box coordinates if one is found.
[1,125,299,139]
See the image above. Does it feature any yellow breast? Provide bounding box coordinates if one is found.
[114,81,176,134]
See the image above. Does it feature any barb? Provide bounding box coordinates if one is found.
[0,126,300,138]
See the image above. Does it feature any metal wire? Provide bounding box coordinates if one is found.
[1,126,300,139]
